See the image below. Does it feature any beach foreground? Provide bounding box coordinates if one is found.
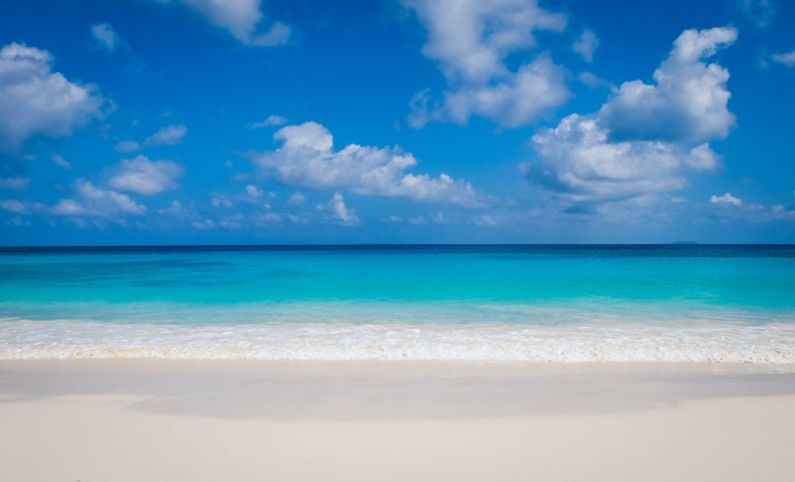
[1,361,794,482]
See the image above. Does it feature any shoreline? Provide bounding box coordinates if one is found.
[4,317,794,363]
[5,357,795,372]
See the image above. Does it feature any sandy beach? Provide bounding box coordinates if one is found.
[1,360,794,482]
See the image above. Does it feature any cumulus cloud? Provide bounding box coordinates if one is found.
[439,56,567,127]
[710,192,742,206]
[249,115,287,128]
[525,27,737,203]
[318,193,359,225]
[53,180,146,217]
[157,0,290,47]
[404,0,568,128]
[107,155,184,195]
[253,121,479,205]
[0,42,104,153]
[599,27,736,144]
[0,177,30,190]
[573,29,598,63]
[771,50,795,67]
[90,23,120,53]
[525,115,719,202]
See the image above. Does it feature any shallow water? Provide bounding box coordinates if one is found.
[1,245,794,361]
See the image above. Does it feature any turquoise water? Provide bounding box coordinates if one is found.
[1,245,795,362]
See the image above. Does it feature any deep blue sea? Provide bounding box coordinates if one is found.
[1,245,794,362]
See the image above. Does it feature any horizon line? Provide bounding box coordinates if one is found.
[2,242,795,250]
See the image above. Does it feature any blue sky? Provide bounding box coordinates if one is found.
[0,0,794,245]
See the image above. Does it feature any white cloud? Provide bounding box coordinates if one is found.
[573,29,598,63]
[577,71,611,89]
[245,184,263,198]
[158,199,186,216]
[53,180,147,217]
[211,196,234,208]
[710,192,742,206]
[474,214,497,226]
[0,199,27,214]
[0,43,104,152]
[769,203,795,220]
[0,177,30,190]
[191,219,216,230]
[317,193,359,225]
[108,155,184,195]
[52,154,72,169]
[157,0,290,47]
[526,115,719,202]
[288,191,305,205]
[0,198,47,215]
[90,23,120,53]
[525,27,736,203]
[145,124,187,146]
[440,56,568,127]
[599,27,736,144]
[249,115,287,128]
[404,0,568,128]
[686,143,721,170]
[254,121,479,205]
[114,140,142,153]
[771,50,795,67]
[114,124,187,152]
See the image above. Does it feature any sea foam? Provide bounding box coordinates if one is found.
[1,317,794,363]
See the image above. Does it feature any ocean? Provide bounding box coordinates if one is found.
[1,245,794,362]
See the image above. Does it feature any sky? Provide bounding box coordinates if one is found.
[0,0,794,245]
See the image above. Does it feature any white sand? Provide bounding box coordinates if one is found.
[1,360,794,482]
